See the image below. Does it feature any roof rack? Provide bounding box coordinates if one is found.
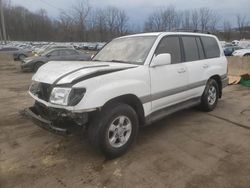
[171,28,212,34]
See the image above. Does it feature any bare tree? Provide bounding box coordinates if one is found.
[191,9,199,31]
[181,10,191,30]
[199,7,211,32]
[236,14,248,39]
[223,20,232,41]
[116,9,129,34]
[71,0,91,41]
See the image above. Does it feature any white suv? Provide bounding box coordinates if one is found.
[24,32,228,158]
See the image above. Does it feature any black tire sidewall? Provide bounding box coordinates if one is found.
[201,79,219,111]
[18,54,26,60]
[90,103,139,158]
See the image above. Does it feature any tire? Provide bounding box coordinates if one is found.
[88,103,139,159]
[200,79,219,112]
[244,54,250,56]
[33,62,43,72]
[18,54,26,60]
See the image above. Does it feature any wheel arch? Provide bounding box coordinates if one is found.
[209,75,222,98]
[102,94,145,126]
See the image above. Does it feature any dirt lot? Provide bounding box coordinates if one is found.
[1,57,250,188]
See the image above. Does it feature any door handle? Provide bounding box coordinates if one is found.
[177,68,186,73]
[203,64,209,69]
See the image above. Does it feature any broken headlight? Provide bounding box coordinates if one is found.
[50,87,71,106]
[50,87,86,106]
[68,88,86,106]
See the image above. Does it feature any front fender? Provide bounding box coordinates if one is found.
[74,79,150,110]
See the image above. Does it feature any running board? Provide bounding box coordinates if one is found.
[145,97,201,125]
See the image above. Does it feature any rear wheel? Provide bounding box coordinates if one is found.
[88,103,139,159]
[244,54,250,56]
[200,79,219,111]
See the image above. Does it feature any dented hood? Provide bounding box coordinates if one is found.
[32,61,137,85]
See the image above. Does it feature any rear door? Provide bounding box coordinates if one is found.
[150,36,189,111]
[181,36,207,98]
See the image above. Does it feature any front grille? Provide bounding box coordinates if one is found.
[30,82,52,102]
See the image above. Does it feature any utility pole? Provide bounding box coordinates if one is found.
[0,0,7,44]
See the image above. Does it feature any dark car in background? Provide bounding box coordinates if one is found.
[224,46,243,56]
[0,47,30,60]
[21,48,91,72]
[33,45,75,56]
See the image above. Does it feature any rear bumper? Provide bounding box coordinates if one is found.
[23,106,69,135]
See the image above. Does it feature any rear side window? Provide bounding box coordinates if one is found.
[195,37,205,59]
[155,36,181,64]
[182,36,199,61]
[201,36,220,58]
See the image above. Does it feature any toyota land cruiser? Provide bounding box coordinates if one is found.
[24,32,228,158]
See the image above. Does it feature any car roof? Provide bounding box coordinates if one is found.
[118,32,217,39]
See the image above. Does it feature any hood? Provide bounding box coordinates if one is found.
[33,61,138,85]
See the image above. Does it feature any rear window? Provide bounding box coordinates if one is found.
[201,36,220,58]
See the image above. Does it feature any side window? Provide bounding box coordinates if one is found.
[155,36,181,64]
[59,50,68,56]
[67,49,78,55]
[182,36,199,61]
[201,36,220,58]
[196,37,205,59]
[49,50,59,56]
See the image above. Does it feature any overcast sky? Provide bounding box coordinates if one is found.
[10,0,250,27]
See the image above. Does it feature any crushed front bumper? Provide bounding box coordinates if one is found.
[22,103,90,135]
[23,106,70,135]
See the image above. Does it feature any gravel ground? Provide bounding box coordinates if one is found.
[1,58,250,188]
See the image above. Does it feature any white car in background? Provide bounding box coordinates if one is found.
[232,46,250,57]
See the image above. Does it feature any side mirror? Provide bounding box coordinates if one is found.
[151,53,171,67]
[46,54,51,58]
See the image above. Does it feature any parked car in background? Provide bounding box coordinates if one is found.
[21,48,91,72]
[96,43,106,51]
[24,32,228,158]
[33,45,75,56]
[224,46,243,56]
[87,43,98,50]
[0,47,30,60]
[232,46,250,57]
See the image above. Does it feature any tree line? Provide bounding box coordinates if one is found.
[1,0,249,42]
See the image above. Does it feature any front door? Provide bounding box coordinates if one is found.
[150,36,189,112]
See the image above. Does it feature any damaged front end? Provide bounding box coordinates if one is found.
[23,102,89,135]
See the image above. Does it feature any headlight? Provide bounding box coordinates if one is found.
[50,87,86,106]
[68,88,86,106]
[50,87,71,106]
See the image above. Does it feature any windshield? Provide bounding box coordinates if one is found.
[93,36,157,65]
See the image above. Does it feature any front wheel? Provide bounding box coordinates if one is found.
[200,79,219,112]
[18,54,27,60]
[88,103,139,159]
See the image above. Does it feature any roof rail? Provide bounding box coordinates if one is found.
[171,28,212,34]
